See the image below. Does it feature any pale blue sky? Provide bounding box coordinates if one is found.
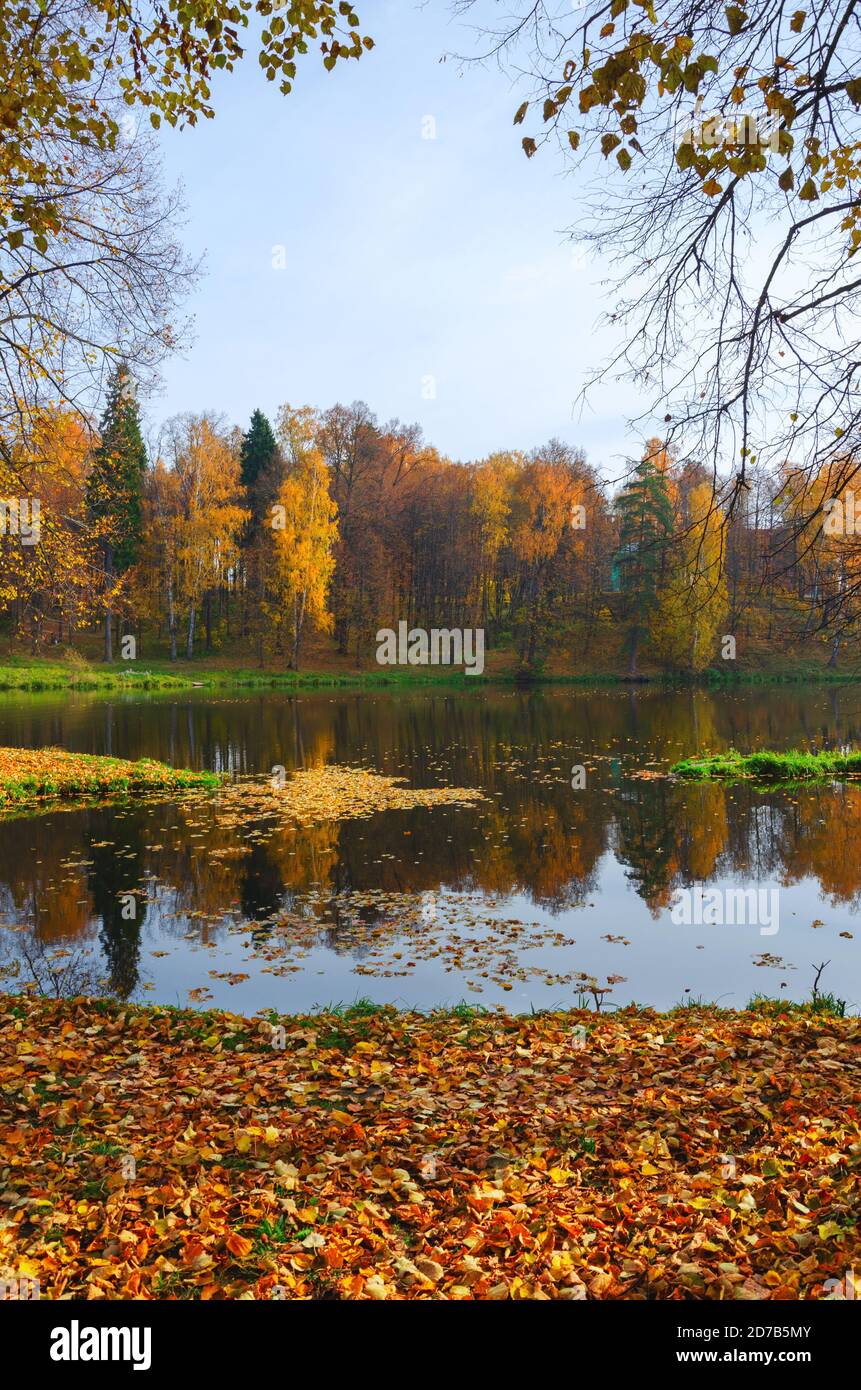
[153,0,642,473]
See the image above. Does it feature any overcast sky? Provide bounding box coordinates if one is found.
[151,0,645,477]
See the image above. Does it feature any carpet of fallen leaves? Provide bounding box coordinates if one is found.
[0,747,220,807]
[1,995,859,1300]
[209,763,485,829]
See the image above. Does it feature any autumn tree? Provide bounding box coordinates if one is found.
[650,482,728,672]
[775,461,861,666]
[456,1,861,626]
[153,415,248,660]
[317,402,388,656]
[470,453,517,636]
[1,3,372,463]
[265,406,339,668]
[0,124,196,455]
[137,461,182,660]
[509,447,582,671]
[0,407,97,650]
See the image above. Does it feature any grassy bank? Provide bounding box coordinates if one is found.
[1,994,857,1300]
[673,748,861,782]
[2,646,861,693]
[0,747,222,806]
[0,658,508,693]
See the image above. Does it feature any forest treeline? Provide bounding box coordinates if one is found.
[0,366,856,674]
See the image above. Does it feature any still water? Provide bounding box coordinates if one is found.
[0,684,859,1013]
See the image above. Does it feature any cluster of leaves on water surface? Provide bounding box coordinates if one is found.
[209,764,486,828]
[212,888,621,999]
[0,996,858,1299]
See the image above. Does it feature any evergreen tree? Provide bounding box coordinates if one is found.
[615,442,674,676]
[239,409,279,649]
[86,362,148,661]
[240,409,278,503]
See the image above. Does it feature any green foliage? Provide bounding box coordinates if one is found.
[86,363,148,573]
[240,409,279,500]
[614,448,674,671]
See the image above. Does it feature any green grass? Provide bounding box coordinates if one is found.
[671,747,861,782]
[702,661,861,685]
[747,992,847,1019]
[0,660,516,693]
[313,997,391,1019]
[3,651,861,694]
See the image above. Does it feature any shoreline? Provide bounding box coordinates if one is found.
[2,657,861,694]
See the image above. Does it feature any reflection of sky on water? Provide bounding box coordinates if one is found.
[0,685,859,1013]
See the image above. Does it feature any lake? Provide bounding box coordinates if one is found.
[0,683,859,1014]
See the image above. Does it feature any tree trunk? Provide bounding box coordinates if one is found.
[186,605,196,661]
[292,588,307,670]
[628,627,639,677]
[167,574,177,661]
[104,544,114,663]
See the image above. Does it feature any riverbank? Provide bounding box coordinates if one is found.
[1,995,857,1300]
[0,747,221,806]
[673,748,861,782]
[2,651,861,693]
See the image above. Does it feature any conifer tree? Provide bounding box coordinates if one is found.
[615,442,674,676]
[240,410,278,508]
[86,363,147,661]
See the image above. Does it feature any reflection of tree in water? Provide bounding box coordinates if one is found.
[316,897,378,960]
[5,686,861,966]
[614,781,679,913]
[87,815,149,998]
[238,840,286,921]
[725,797,789,883]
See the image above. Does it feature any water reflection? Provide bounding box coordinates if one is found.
[0,684,859,1010]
